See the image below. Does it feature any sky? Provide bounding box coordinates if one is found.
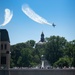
[0,0,75,45]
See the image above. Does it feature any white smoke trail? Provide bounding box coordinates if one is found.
[1,8,13,26]
[22,4,52,26]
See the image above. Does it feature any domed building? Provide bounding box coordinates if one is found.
[37,32,46,45]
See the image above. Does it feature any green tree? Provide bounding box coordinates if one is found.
[54,56,72,68]
[20,48,33,67]
[45,36,67,66]
[64,40,75,67]
[72,40,75,67]
[10,42,33,67]
[26,40,35,47]
[17,56,22,67]
[10,37,75,67]
[10,41,39,67]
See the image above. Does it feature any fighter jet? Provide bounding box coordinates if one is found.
[52,23,56,27]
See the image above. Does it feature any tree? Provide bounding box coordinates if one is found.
[72,40,75,67]
[10,37,75,67]
[54,56,72,68]
[45,36,67,66]
[26,40,36,47]
[10,42,33,67]
[64,40,75,67]
[35,43,46,56]
[20,48,33,67]
[10,40,39,67]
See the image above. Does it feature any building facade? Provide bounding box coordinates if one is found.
[0,29,10,69]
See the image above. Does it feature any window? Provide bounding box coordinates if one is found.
[1,44,3,50]
[6,51,9,54]
[5,44,7,50]
[1,56,6,64]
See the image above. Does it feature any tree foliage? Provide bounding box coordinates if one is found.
[54,56,73,68]
[10,37,75,67]
[45,36,67,65]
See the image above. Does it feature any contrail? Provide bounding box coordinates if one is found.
[1,8,13,26]
[22,4,52,26]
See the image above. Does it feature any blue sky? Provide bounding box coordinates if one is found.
[0,0,75,45]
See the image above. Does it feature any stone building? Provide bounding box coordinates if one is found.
[0,29,10,69]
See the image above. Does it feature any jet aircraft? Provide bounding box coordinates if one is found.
[52,23,56,27]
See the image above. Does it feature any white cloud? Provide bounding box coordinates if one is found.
[1,8,13,26]
[22,4,52,26]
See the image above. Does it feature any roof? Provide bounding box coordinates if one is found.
[0,29,10,42]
